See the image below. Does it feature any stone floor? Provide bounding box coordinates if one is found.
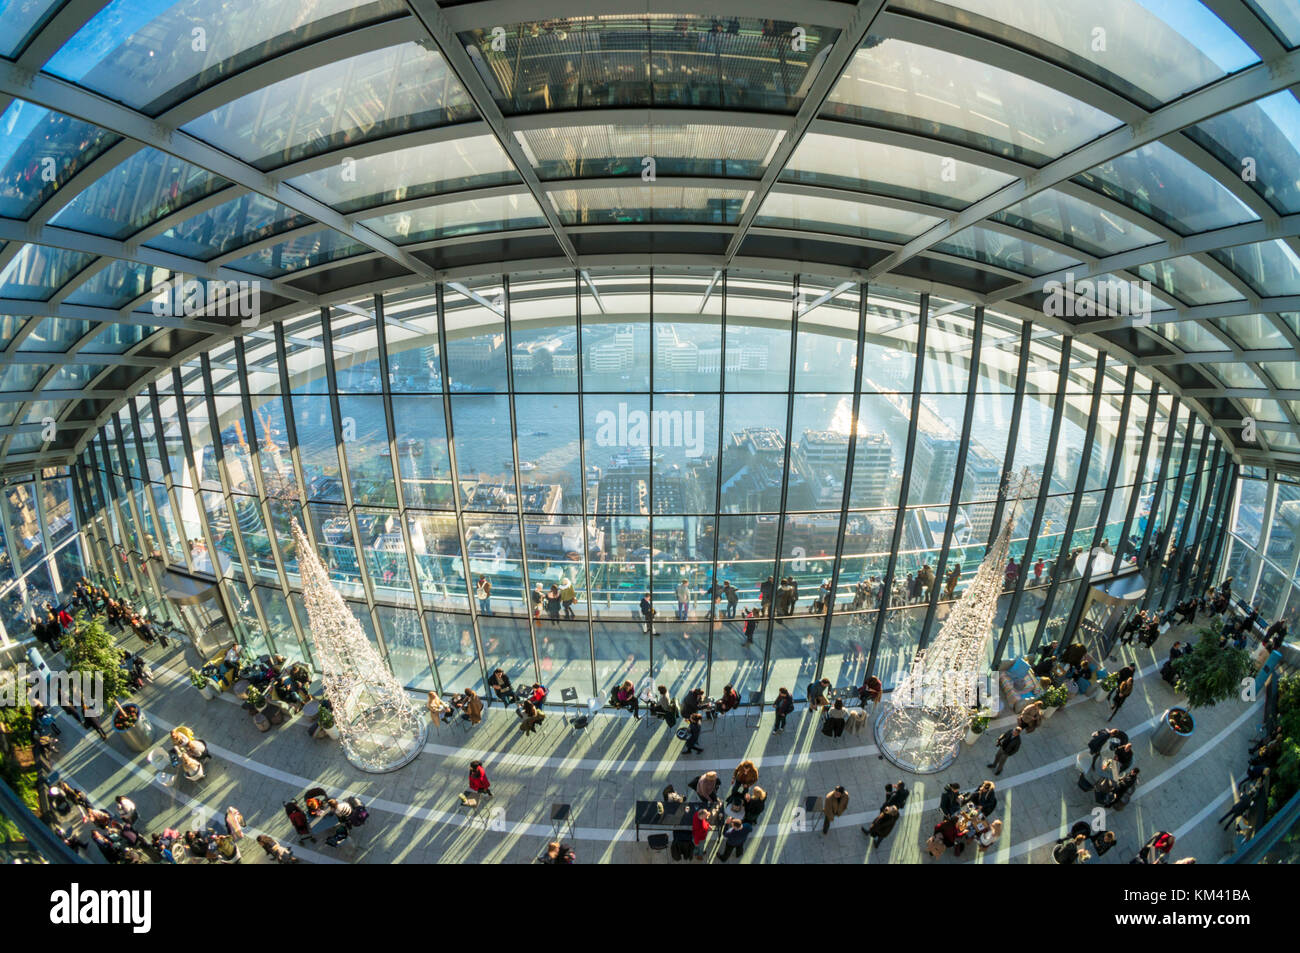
[41,620,1261,864]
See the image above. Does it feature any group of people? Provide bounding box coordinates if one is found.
[669,759,766,860]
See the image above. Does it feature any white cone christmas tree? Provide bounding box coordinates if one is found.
[292,519,426,773]
[875,468,1035,773]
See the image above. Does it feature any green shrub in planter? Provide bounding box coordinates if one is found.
[244,686,266,710]
[187,668,209,690]
[969,710,991,734]
[1099,673,1120,694]
[1172,630,1252,709]
[1040,684,1069,708]
[316,708,335,730]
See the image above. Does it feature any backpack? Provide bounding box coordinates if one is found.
[346,796,368,827]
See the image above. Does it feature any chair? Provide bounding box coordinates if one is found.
[744,691,764,730]
[646,833,670,857]
[802,795,823,833]
[551,803,575,841]
[559,687,579,723]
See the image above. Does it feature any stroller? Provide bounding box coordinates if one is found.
[303,786,329,819]
[283,801,316,844]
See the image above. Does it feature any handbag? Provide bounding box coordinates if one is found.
[676,727,690,740]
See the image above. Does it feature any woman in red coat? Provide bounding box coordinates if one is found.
[468,761,492,799]
[691,808,711,859]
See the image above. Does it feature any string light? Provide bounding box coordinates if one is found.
[291,518,427,773]
[875,468,1035,773]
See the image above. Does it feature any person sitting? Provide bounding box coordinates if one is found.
[1161,642,1189,685]
[527,683,548,707]
[823,699,848,737]
[934,814,968,855]
[1265,618,1288,652]
[806,678,831,712]
[718,684,740,713]
[426,690,454,726]
[488,669,515,706]
[939,782,964,818]
[177,751,204,782]
[517,700,545,735]
[451,688,484,725]
[966,781,997,817]
[650,685,678,725]
[859,675,883,706]
[1017,699,1044,733]
[612,680,640,720]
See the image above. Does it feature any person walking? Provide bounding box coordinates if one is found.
[257,834,300,863]
[225,806,245,840]
[1108,676,1134,722]
[717,817,752,861]
[1134,831,1175,864]
[772,687,794,734]
[822,785,850,834]
[682,712,704,754]
[863,804,899,847]
[987,726,1022,776]
[114,795,139,828]
[467,760,492,800]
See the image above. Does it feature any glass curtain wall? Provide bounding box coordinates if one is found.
[73,271,1234,700]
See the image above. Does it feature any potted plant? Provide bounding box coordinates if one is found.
[1098,672,1119,703]
[1039,684,1069,717]
[244,686,266,711]
[1171,629,1252,709]
[64,615,147,750]
[188,668,217,701]
[1152,706,1196,755]
[964,709,991,745]
[311,706,335,740]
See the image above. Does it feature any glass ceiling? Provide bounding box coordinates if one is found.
[0,0,1297,475]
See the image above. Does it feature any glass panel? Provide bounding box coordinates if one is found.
[1212,314,1290,350]
[0,244,96,300]
[1073,141,1259,235]
[824,36,1121,165]
[0,104,119,219]
[933,226,1082,276]
[377,604,434,690]
[1135,255,1244,306]
[362,192,547,243]
[992,188,1161,257]
[462,16,839,116]
[146,192,310,260]
[182,42,476,169]
[47,0,410,115]
[548,186,750,226]
[782,133,1014,209]
[288,136,518,214]
[1247,0,1300,48]
[339,395,395,505]
[50,149,229,239]
[514,393,583,514]
[755,190,943,241]
[1211,240,1300,298]
[889,0,1256,106]
[1187,92,1300,215]
[0,0,62,57]
[391,395,453,508]
[292,394,343,502]
[16,317,91,352]
[64,260,169,309]
[520,124,782,179]
[225,230,367,278]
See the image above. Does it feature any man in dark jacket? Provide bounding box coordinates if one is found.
[862,805,899,847]
[882,780,909,811]
[1088,727,1127,770]
[717,818,752,861]
[939,782,964,818]
[988,726,1021,776]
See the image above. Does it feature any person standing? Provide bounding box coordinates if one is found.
[987,726,1022,776]
[742,787,767,826]
[676,578,691,621]
[717,817,752,861]
[691,806,711,859]
[476,576,492,615]
[822,785,849,834]
[772,687,794,734]
[742,610,757,644]
[1053,833,1090,864]
[1108,676,1134,723]
[639,592,655,634]
[862,804,899,847]
[546,585,562,626]
[883,780,910,812]
[724,581,739,619]
[1134,831,1175,864]
[682,712,704,754]
[559,576,577,621]
[1087,727,1126,770]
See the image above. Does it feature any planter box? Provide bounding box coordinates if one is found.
[116,712,155,752]
[1042,704,1059,719]
[1151,707,1195,756]
[196,683,217,701]
[964,729,981,746]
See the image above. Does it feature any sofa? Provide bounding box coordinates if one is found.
[998,657,1042,714]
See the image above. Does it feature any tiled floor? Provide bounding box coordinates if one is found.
[43,621,1261,864]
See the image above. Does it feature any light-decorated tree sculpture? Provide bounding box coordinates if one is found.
[291,519,427,773]
[874,469,1036,773]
